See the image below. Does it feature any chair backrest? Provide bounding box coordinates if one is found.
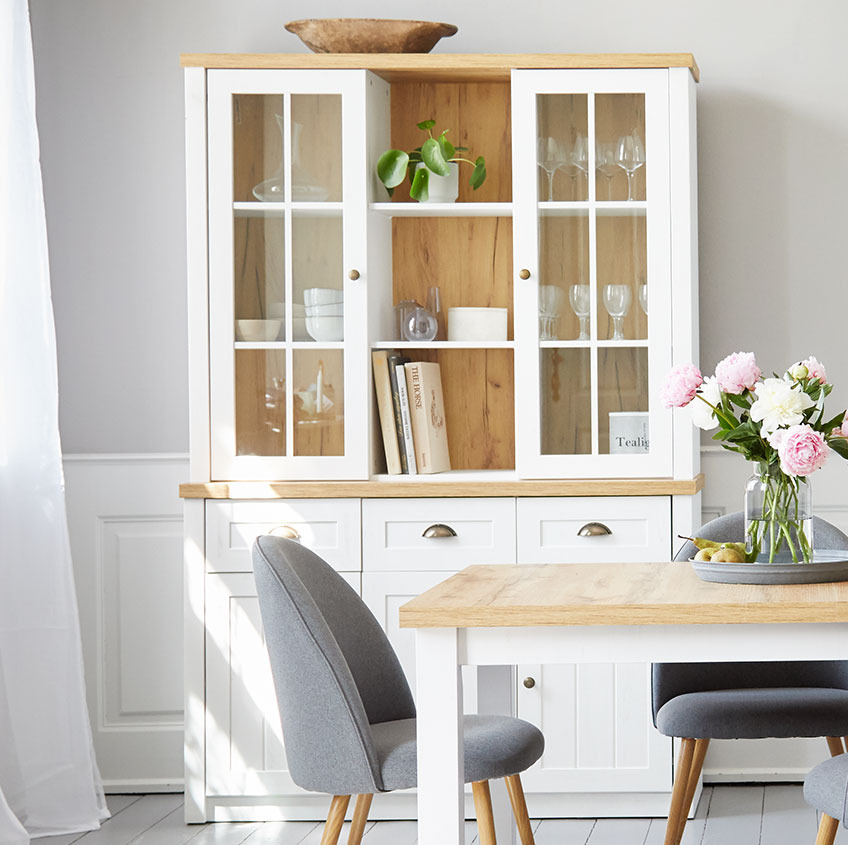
[252,534,416,794]
[654,513,848,722]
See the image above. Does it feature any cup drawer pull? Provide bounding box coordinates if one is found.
[577,522,612,537]
[270,525,301,541]
[422,523,457,539]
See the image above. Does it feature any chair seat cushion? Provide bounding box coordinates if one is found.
[371,715,545,791]
[656,687,848,739]
[804,752,848,826]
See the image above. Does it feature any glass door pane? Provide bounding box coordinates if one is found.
[293,349,344,456]
[594,94,646,203]
[541,348,591,455]
[290,94,342,202]
[536,95,588,203]
[235,350,285,456]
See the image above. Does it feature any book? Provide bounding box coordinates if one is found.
[395,363,418,474]
[371,350,402,475]
[387,351,410,473]
[404,361,451,474]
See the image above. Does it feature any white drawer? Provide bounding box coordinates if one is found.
[362,498,516,571]
[206,499,361,572]
[517,497,671,563]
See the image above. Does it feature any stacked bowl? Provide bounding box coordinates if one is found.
[304,288,344,342]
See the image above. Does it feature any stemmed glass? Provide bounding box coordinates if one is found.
[603,284,632,341]
[568,284,591,340]
[537,137,566,202]
[595,142,618,200]
[538,285,565,340]
[616,131,646,201]
[569,133,588,200]
[638,284,648,315]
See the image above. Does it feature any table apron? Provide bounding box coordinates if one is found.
[459,623,848,665]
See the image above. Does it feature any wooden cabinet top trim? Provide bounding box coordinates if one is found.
[179,473,703,499]
[399,562,848,628]
[179,53,699,82]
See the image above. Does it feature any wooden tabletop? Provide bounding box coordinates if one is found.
[399,563,848,628]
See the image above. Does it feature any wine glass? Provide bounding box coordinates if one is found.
[537,137,565,202]
[568,284,591,340]
[616,131,646,201]
[538,285,564,340]
[569,133,588,200]
[638,284,648,315]
[603,284,632,340]
[595,141,618,201]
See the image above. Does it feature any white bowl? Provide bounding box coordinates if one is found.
[235,319,282,342]
[447,307,508,341]
[292,316,310,341]
[304,287,344,306]
[305,303,345,317]
[306,315,344,342]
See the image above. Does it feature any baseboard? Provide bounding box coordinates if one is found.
[104,779,184,793]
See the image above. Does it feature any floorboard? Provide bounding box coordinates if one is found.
[68,796,185,845]
[701,785,764,845]
[534,818,596,845]
[586,817,651,844]
[760,785,819,845]
[238,820,319,845]
[184,821,260,845]
[643,785,713,845]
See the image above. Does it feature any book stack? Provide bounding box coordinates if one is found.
[372,351,451,475]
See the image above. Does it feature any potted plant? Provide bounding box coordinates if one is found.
[376,119,486,202]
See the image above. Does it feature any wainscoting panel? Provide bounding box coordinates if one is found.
[63,454,188,792]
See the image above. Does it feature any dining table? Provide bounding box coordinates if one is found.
[399,561,848,845]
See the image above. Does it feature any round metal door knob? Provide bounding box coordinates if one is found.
[518,268,531,280]
[348,269,360,280]
[577,522,613,537]
[523,677,536,689]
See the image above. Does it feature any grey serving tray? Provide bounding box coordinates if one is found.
[691,551,848,585]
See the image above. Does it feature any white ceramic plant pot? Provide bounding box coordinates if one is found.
[416,161,459,203]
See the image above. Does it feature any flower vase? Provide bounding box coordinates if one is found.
[745,463,813,563]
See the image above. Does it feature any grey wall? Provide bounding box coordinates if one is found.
[30,0,848,453]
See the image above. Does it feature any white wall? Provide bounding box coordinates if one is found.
[32,0,848,789]
[30,0,848,451]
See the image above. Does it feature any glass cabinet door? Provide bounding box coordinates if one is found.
[207,71,367,480]
[513,70,672,478]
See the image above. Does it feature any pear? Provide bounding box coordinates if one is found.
[720,542,748,556]
[693,548,715,562]
[679,535,721,550]
[712,547,745,563]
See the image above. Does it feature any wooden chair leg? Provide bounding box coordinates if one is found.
[675,739,710,844]
[664,738,695,845]
[504,774,535,845]
[826,736,845,756]
[320,794,350,845]
[816,813,840,845]
[472,780,497,845]
[347,794,373,845]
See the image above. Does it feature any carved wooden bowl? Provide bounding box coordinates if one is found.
[285,18,458,54]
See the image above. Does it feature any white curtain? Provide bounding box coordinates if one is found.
[0,1,108,841]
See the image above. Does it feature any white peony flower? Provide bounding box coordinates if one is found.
[691,376,722,430]
[749,377,814,433]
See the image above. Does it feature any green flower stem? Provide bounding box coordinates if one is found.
[749,464,812,563]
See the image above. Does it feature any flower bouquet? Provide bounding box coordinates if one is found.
[662,353,848,563]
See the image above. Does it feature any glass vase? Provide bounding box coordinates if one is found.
[745,464,813,563]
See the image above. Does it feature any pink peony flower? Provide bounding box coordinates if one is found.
[838,411,848,438]
[661,364,703,408]
[768,424,830,476]
[801,356,827,384]
[715,351,761,394]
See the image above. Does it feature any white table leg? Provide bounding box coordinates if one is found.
[416,627,464,845]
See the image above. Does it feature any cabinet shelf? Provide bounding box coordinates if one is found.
[538,202,646,217]
[233,202,343,217]
[371,340,514,350]
[539,339,649,348]
[369,202,513,218]
[234,341,345,350]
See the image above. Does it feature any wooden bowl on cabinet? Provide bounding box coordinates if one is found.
[285,18,458,54]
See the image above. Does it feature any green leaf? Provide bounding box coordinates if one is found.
[469,156,487,190]
[409,166,429,201]
[727,393,751,410]
[437,130,455,162]
[417,119,436,130]
[829,437,848,459]
[376,149,409,189]
[454,145,469,152]
[421,137,451,177]
[821,411,846,432]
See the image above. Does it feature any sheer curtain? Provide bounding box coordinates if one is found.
[0,0,107,841]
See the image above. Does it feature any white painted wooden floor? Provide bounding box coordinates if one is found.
[33,786,833,845]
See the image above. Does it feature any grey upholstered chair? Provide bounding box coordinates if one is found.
[654,512,848,845]
[804,750,848,844]
[252,534,544,845]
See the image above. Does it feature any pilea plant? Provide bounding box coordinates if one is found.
[376,119,487,201]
